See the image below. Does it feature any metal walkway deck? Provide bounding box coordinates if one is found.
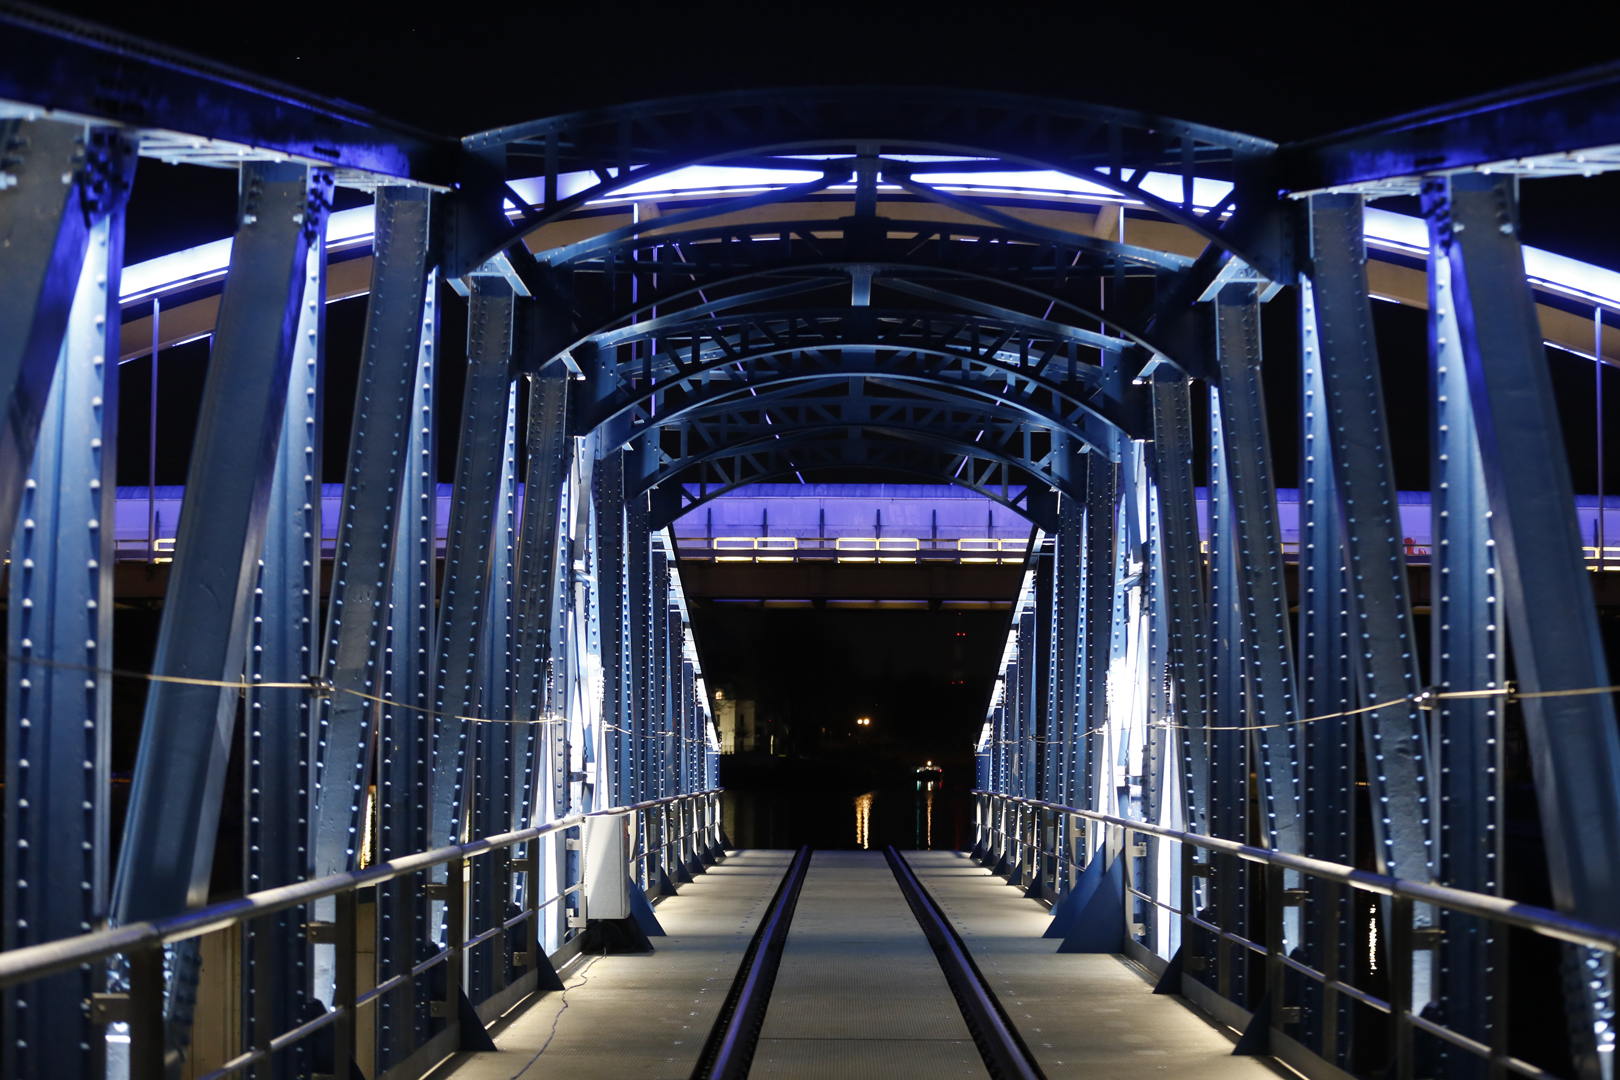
[906,851,1282,1079]
[433,850,793,1080]
[436,850,1288,1080]
[752,850,985,1078]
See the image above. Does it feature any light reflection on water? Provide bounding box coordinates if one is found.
[720,784,970,850]
[917,782,935,849]
[854,791,874,848]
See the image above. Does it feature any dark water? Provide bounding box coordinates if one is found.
[720,782,972,851]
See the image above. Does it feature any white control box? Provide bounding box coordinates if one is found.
[583,812,630,920]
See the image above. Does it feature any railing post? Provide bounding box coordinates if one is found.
[441,855,467,1029]
[127,946,166,1080]
[1488,929,1509,1080]
[1265,862,1286,1039]
[1179,839,1196,982]
[1391,895,1414,1080]
[333,889,358,1076]
[1323,881,1342,1062]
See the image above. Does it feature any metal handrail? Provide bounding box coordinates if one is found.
[0,788,721,991]
[975,791,1587,1080]
[974,791,1620,954]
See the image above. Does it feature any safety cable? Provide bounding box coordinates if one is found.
[4,652,692,738]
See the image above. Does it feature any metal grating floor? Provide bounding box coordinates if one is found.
[751,850,988,1079]
[436,849,793,1080]
[905,851,1288,1079]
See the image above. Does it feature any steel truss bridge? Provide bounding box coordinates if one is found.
[4,5,1620,1079]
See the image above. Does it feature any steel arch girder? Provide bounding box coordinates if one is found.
[585,313,1117,434]
[618,369,1113,457]
[652,380,1116,474]
[629,421,1085,506]
[545,211,1189,279]
[463,88,1274,270]
[645,446,1060,533]
[554,229,1173,363]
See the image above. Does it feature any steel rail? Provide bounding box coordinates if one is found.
[886,847,1045,1080]
[0,789,721,991]
[694,846,811,1080]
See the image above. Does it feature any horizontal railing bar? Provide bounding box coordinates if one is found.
[195,1002,347,1080]
[411,946,451,979]
[1186,914,1267,956]
[1405,1011,1556,1078]
[355,971,410,1009]
[976,793,1620,954]
[1275,953,1392,1014]
[0,790,718,991]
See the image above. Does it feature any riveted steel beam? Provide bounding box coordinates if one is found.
[1427,212,1506,1076]
[113,162,330,922]
[0,121,131,558]
[1436,172,1620,1079]
[1296,275,1356,1065]
[1211,286,1302,858]
[312,188,433,881]
[3,182,126,1080]
[1149,372,1208,837]
[430,279,517,850]
[376,271,440,1069]
[244,226,324,1080]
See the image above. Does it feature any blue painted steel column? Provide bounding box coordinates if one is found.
[245,228,325,1078]
[111,160,329,1072]
[431,278,516,848]
[1426,214,1505,1075]
[1306,198,1434,929]
[376,272,439,1069]
[1052,481,1083,881]
[1297,277,1356,1063]
[1206,356,1248,1005]
[469,381,518,1003]
[1433,173,1620,1078]
[0,121,124,549]
[4,155,128,1080]
[596,449,631,807]
[1212,285,1303,857]
[628,487,652,806]
[512,367,572,968]
[1082,449,1119,820]
[312,188,433,882]
[1149,371,1207,837]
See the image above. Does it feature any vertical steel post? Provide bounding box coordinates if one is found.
[470,383,518,1004]
[0,119,117,549]
[312,188,434,881]
[1297,274,1357,1060]
[245,225,325,1080]
[1427,211,1506,1070]
[1151,370,1208,960]
[4,151,128,1079]
[1211,285,1303,859]
[1306,201,1435,1033]
[1433,173,1620,1078]
[1206,374,1245,1004]
[596,450,630,807]
[376,271,439,1068]
[148,298,159,563]
[1083,451,1119,819]
[431,278,516,848]
[112,163,330,1079]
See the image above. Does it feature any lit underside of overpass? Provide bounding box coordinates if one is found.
[10,8,1620,1080]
